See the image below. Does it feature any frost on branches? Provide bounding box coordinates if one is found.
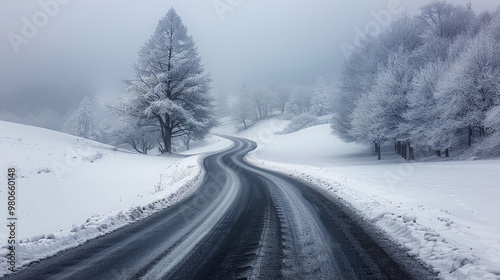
[62,96,99,140]
[332,2,500,158]
[115,8,216,153]
[310,77,331,117]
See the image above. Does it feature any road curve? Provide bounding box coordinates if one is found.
[3,136,437,279]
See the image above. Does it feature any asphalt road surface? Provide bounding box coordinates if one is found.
[4,136,437,279]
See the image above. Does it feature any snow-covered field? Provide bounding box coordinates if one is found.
[0,120,231,275]
[244,122,500,280]
[2,117,500,279]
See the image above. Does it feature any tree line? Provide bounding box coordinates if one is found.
[331,1,500,159]
[60,8,336,154]
[226,77,333,130]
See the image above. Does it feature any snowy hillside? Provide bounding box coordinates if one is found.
[0,120,231,275]
[2,115,499,279]
[245,122,500,279]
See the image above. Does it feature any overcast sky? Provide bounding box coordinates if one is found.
[0,0,498,129]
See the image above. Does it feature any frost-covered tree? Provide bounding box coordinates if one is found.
[350,93,386,159]
[432,29,500,150]
[100,116,160,154]
[418,1,475,39]
[284,86,312,116]
[250,86,275,119]
[349,93,385,144]
[310,77,331,116]
[348,49,413,156]
[361,49,415,142]
[115,8,216,153]
[331,15,422,142]
[403,60,446,150]
[232,84,254,129]
[270,85,290,115]
[119,120,160,154]
[62,96,99,140]
[331,39,379,142]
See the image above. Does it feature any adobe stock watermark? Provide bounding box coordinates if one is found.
[339,0,404,58]
[7,0,71,54]
[51,143,102,181]
[384,158,416,192]
[212,0,244,21]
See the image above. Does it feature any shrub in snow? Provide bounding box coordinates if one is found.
[280,113,318,134]
[83,152,103,163]
[36,167,52,174]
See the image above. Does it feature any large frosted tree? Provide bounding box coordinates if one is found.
[116,8,216,153]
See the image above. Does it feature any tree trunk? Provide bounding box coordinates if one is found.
[374,141,381,160]
[436,150,441,157]
[406,141,412,160]
[445,148,450,158]
[468,126,473,146]
[403,142,407,159]
[377,143,381,160]
[405,142,408,160]
[162,127,173,153]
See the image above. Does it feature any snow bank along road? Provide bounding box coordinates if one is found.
[3,137,437,279]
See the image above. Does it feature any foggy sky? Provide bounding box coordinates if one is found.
[0,0,498,129]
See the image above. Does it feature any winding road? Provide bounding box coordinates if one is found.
[4,137,436,279]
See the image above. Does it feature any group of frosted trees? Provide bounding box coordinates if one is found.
[63,2,500,160]
[61,8,336,153]
[332,1,500,158]
[62,7,335,153]
[229,77,333,129]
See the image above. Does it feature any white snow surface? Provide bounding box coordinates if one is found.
[0,120,231,276]
[2,116,500,279]
[245,122,500,280]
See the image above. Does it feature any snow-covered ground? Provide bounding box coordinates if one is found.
[2,116,500,279]
[244,122,500,279]
[0,120,231,275]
